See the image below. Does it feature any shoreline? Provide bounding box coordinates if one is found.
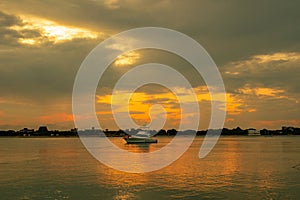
[0,134,299,138]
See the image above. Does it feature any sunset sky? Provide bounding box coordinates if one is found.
[0,0,299,130]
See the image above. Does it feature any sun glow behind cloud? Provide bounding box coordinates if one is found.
[114,51,141,66]
[96,85,230,129]
[96,90,180,120]
[10,15,100,45]
[254,52,300,63]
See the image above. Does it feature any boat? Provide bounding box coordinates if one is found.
[123,129,157,144]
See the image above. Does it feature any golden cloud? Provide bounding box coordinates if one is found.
[253,52,300,64]
[96,85,232,128]
[224,52,300,75]
[9,15,101,45]
[114,51,140,67]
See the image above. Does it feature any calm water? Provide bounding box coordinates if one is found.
[1,136,300,200]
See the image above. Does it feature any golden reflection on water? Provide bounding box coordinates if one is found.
[95,137,288,198]
[1,137,300,199]
[95,138,242,193]
[154,138,242,191]
[28,137,286,198]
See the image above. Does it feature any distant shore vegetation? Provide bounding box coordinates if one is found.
[0,126,300,137]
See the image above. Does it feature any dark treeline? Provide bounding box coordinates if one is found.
[0,126,300,137]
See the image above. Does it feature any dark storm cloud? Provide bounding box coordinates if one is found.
[1,0,162,33]
[2,0,299,69]
[0,39,99,104]
[0,10,22,26]
[0,11,22,46]
[175,1,300,65]
[2,0,299,64]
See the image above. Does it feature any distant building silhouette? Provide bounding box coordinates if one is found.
[19,128,34,133]
[19,128,34,136]
[37,126,48,134]
[247,128,261,136]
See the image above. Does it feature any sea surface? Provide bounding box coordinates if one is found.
[0,136,300,200]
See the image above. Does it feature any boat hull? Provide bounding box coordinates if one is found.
[124,137,157,144]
